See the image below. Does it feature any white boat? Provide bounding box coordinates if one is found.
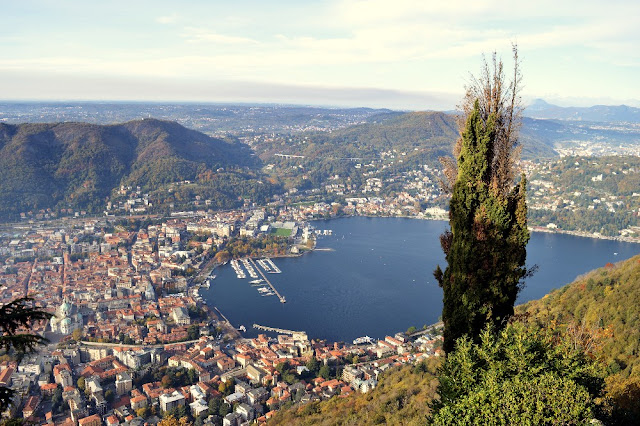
[353,336,374,345]
[249,279,264,284]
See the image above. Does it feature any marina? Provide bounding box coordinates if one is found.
[256,258,271,272]
[264,257,281,273]
[242,258,259,279]
[228,257,286,300]
[230,259,246,279]
[250,258,286,303]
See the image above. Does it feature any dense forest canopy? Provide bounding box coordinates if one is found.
[0,119,278,219]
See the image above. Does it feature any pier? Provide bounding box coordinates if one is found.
[214,306,233,325]
[264,257,281,273]
[249,258,286,303]
[253,324,308,341]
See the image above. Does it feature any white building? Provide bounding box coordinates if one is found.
[50,299,83,335]
[159,391,185,413]
[115,372,132,396]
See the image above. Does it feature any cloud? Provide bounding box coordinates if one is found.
[181,27,259,45]
[156,14,179,25]
[1,0,638,106]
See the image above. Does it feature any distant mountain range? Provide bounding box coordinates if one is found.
[0,119,271,219]
[526,99,640,123]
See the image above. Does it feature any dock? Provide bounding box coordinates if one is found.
[214,306,232,325]
[264,257,281,273]
[253,324,308,341]
[249,258,286,303]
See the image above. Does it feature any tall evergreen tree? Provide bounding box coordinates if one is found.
[435,48,529,353]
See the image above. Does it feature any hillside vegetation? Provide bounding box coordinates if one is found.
[519,254,640,378]
[269,358,441,426]
[0,119,274,218]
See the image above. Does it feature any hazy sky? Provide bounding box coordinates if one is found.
[1,0,638,110]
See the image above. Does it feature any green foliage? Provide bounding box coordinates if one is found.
[270,358,440,425]
[224,235,289,258]
[431,322,605,424]
[187,325,200,340]
[318,365,331,380]
[520,254,640,379]
[518,256,640,425]
[0,297,52,412]
[435,102,529,353]
[0,119,278,220]
[51,386,64,414]
[305,356,320,374]
[156,366,199,389]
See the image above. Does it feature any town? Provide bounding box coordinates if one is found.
[0,208,443,425]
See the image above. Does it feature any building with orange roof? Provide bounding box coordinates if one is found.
[77,414,101,426]
[105,415,119,426]
[22,395,40,419]
[0,366,14,387]
[130,394,148,411]
[41,383,59,396]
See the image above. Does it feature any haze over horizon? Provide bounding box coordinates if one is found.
[1,0,639,110]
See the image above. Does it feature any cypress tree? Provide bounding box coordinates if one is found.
[435,52,529,353]
[0,297,52,411]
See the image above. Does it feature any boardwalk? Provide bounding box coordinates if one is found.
[249,258,286,303]
[253,324,308,341]
[78,339,201,350]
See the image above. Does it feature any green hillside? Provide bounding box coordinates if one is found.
[269,359,441,426]
[0,119,274,219]
[258,111,556,162]
[519,254,640,378]
[255,111,556,193]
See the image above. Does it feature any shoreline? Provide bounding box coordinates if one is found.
[312,213,640,244]
[199,216,640,344]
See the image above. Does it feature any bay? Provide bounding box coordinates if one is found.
[202,217,640,343]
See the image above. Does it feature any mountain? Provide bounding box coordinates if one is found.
[258,110,556,164]
[315,110,557,160]
[0,102,392,135]
[526,99,640,123]
[0,119,271,219]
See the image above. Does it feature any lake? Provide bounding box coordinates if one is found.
[202,217,640,342]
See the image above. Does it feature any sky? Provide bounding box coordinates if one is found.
[1,0,639,110]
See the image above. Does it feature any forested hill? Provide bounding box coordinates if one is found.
[0,119,271,219]
[258,110,557,164]
[519,254,640,378]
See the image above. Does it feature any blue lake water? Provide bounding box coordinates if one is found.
[202,217,640,342]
